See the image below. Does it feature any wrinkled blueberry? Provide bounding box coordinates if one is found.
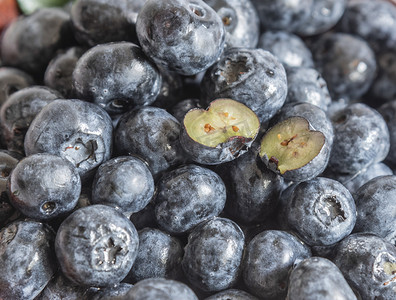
[55,204,139,287]
[136,0,225,75]
[0,220,57,299]
[24,99,113,181]
[8,153,81,220]
[182,217,245,292]
[154,164,226,234]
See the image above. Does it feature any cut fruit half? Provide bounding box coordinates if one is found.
[181,98,260,165]
[259,116,325,175]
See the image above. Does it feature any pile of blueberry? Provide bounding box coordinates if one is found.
[0,0,396,299]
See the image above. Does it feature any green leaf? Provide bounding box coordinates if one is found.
[17,0,71,14]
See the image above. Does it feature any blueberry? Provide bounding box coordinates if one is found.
[44,46,86,99]
[182,217,245,292]
[55,204,139,287]
[257,31,314,69]
[378,100,396,168]
[24,99,113,181]
[285,67,331,111]
[126,227,183,283]
[285,177,356,246]
[120,278,198,300]
[353,175,396,246]
[114,106,186,178]
[154,164,226,234]
[0,220,57,299]
[201,48,287,123]
[136,0,226,75]
[91,156,154,217]
[204,289,259,300]
[328,103,390,175]
[333,233,396,299]
[242,229,311,299]
[87,283,134,300]
[0,67,34,108]
[287,257,356,300]
[8,153,81,220]
[0,86,61,154]
[204,0,260,49]
[310,32,377,101]
[0,8,74,78]
[169,98,202,123]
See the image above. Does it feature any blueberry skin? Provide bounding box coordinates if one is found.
[257,31,314,69]
[120,278,198,300]
[328,103,390,175]
[201,48,287,123]
[204,289,259,300]
[73,42,162,116]
[0,86,61,155]
[136,0,225,76]
[114,106,186,177]
[91,156,154,217]
[0,220,57,300]
[296,0,346,36]
[337,0,396,53]
[8,153,81,220]
[251,0,313,32]
[0,8,74,78]
[285,67,331,111]
[333,233,396,300]
[70,0,145,46]
[353,175,396,245]
[44,47,86,98]
[242,230,311,300]
[287,257,357,300]
[169,98,202,123]
[379,100,396,168]
[35,272,89,300]
[24,99,113,181]
[286,177,356,247]
[204,0,260,49]
[215,149,284,224]
[0,67,34,108]
[87,283,134,300]
[154,164,226,234]
[182,217,245,292]
[126,227,183,283]
[310,32,377,101]
[55,204,139,287]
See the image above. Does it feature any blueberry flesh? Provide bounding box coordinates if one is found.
[242,230,311,300]
[0,220,57,300]
[114,106,186,178]
[333,233,396,300]
[215,149,283,224]
[154,164,226,234]
[0,8,74,78]
[44,46,86,98]
[287,257,357,300]
[126,227,183,283]
[8,153,81,220]
[257,31,314,69]
[353,175,396,245]
[0,67,34,108]
[310,32,377,101]
[70,0,145,46]
[204,0,260,49]
[55,204,139,287]
[285,177,356,246]
[201,48,287,123]
[73,42,162,115]
[136,0,225,76]
[204,289,259,300]
[251,0,313,32]
[24,99,113,181]
[182,217,245,292]
[285,67,331,111]
[328,103,390,175]
[91,156,154,217]
[0,86,61,155]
